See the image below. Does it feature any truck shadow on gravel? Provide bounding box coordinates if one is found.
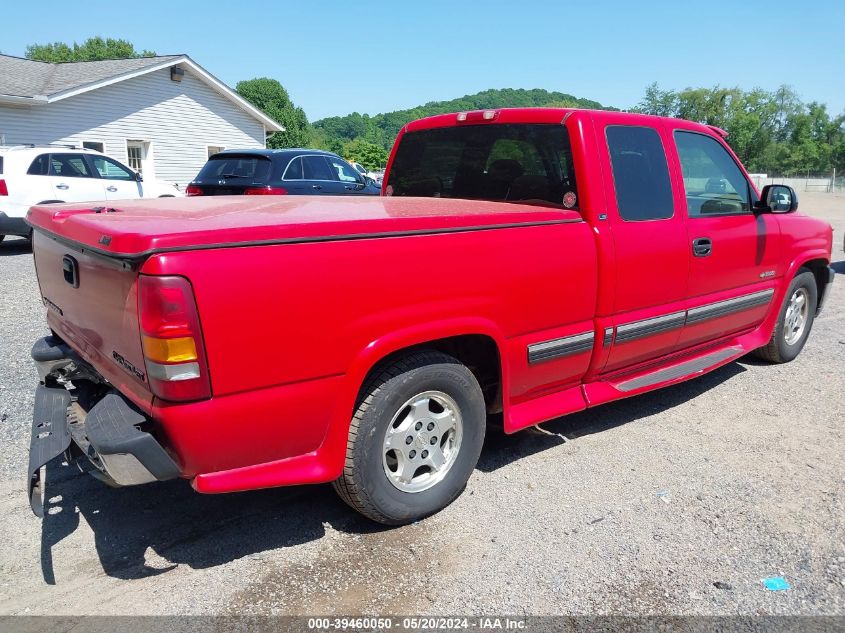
[40,358,748,584]
[477,359,747,472]
[39,464,386,583]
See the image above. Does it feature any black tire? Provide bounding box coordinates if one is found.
[333,350,486,525]
[754,270,817,363]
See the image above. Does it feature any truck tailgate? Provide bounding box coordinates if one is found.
[32,231,153,412]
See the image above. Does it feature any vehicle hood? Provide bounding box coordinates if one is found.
[26,196,579,260]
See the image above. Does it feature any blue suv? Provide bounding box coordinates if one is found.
[187,149,382,197]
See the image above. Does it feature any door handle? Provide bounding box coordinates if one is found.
[106,186,118,192]
[344,185,356,190]
[311,185,322,190]
[56,183,69,190]
[692,237,712,257]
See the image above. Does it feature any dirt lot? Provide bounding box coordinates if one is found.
[0,193,843,618]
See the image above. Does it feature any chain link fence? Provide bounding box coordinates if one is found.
[748,173,841,193]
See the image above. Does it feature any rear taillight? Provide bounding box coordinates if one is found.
[185,184,203,196]
[138,275,211,402]
[244,186,287,195]
[0,179,7,196]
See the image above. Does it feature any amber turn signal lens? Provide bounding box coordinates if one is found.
[142,335,198,363]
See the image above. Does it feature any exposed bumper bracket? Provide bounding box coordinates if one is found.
[28,336,182,516]
[28,384,72,517]
[85,393,181,486]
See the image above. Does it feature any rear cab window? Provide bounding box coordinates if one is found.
[605,126,674,221]
[387,123,578,208]
[196,154,271,183]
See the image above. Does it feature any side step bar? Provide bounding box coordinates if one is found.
[614,346,744,393]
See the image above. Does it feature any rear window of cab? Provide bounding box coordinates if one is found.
[386,123,578,209]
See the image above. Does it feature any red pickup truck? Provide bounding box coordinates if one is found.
[26,108,834,525]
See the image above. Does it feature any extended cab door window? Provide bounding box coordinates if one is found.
[674,132,751,216]
[606,126,674,221]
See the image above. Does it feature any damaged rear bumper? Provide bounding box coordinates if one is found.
[28,336,181,517]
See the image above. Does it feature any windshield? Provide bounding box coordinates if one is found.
[386,123,577,208]
[196,155,271,182]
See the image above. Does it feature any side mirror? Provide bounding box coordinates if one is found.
[135,171,143,183]
[758,184,798,213]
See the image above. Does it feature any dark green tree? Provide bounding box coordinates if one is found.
[25,37,155,62]
[632,82,678,117]
[633,82,845,175]
[341,139,389,170]
[235,78,311,149]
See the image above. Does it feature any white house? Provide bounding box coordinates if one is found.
[0,54,283,188]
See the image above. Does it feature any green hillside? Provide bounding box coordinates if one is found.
[311,88,614,158]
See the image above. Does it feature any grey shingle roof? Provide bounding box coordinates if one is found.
[0,54,184,98]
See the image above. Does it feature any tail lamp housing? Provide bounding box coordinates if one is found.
[185,184,203,196]
[138,275,211,402]
[0,179,8,196]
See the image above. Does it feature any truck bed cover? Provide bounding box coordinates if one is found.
[26,196,580,260]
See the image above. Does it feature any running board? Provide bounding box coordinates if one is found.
[613,346,744,393]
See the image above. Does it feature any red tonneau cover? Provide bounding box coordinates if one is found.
[26,196,579,259]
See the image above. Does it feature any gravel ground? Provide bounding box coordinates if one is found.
[0,193,843,618]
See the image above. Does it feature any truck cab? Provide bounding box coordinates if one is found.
[384,108,834,389]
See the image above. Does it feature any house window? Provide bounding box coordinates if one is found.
[126,141,145,174]
[83,141,104,153]
[208,145,225,158]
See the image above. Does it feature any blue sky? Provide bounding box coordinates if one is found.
[2,0,843,121]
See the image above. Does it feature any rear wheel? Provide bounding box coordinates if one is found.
[333,350,486,525]
[754,270,817,363]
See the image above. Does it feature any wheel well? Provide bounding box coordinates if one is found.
[800,258,831,308]
[363,335,503,414]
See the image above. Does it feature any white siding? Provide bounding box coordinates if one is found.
[0,68,267,187]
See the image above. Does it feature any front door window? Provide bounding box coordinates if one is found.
[674,131,752,216]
